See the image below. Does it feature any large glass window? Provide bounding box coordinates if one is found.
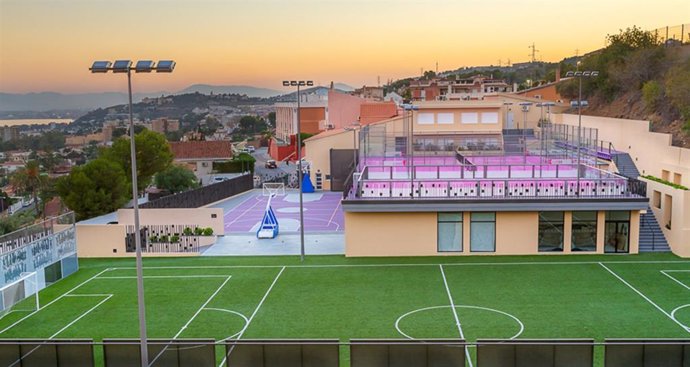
[438,213,463,252]
[539,212,564,252]
[572,211,597,252]
[605,211,630,253]
[470,212,495,252]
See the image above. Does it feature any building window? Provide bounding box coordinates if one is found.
[653,190,661,209]
[480,112,499,124]
[572,211,597,252]
[417,113,434,125]
[470,212,495,252]
[437,113,454,124]
[438,213,463,252]
[538,212,564,252]
[461,112,478,124]
[605,211,629,253]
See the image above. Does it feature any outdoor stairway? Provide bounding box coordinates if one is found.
[612,153,640,178]
[639,206,671,252]
[610,153,669,252]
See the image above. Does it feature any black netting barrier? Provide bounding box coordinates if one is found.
[605,339,690,367]
[476,339,593,367]
[225,339,339,367]
[350,339,465,367]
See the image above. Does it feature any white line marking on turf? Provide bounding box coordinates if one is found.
[661,271,690,291]
[149,276,233,367]
[174,276,232,338]
[0,268,113,335]
[50,295,112,338]
[439,265,473,367]
[97,275,230,279]
[395,305,524,340]
[8,294,113,367]
[599,262,690,334]
[220,266,286,367]
[112,260,690,271]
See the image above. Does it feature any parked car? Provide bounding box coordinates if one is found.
[247,146,256,153]
[265,160,277,169]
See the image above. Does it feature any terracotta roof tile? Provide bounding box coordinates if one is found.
[170,141,233,160]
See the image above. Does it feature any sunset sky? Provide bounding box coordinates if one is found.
[0,0,688,94]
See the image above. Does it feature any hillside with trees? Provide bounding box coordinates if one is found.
[556,27,690,148]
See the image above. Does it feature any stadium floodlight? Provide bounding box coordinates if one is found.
[563,68,599,196]
[282,80,314,262]
[156,60,176,73]
[89,58,175,367]
[90,61,112,73]
[402,104,419,197]
[135,60,155,73]
[112,60,132,73]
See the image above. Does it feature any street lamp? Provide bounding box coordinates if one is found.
[402,104,419,197]
[565,70,599,196]
[90,59,175,366]
[343,122,361,173]
[282,80,314,262]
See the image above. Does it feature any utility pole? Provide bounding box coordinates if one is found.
[528,43,539,63]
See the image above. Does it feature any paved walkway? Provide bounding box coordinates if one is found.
[201,233,344,256]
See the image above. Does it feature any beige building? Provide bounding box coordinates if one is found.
[306,100,649,257]
[151,118,180,134]
[554,114,690,257]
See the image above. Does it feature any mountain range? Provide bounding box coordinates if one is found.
[0,83,356,112]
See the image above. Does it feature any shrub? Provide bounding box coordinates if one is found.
[159,235,169,243]
[183,227,193,236]
[641,80,662,110]
[203,227,214,236]
[642,175,689,190]
[170,235,180,243]
[149,235,158,243]
[194,227,204,236]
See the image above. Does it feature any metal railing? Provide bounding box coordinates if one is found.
[0,212,75,255]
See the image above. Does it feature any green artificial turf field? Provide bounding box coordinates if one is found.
[1,253,689,366]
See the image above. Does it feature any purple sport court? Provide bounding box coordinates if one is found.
[212,190,344,234]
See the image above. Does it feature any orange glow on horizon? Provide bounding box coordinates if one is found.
[1,0,688,93]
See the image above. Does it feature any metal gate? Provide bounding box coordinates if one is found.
[330,148,356,191]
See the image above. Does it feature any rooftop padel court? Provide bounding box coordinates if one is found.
[211,189,344,234]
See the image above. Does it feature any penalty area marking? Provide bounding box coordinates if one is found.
[394,304,525,341]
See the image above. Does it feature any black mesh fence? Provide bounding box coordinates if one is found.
[140,174,253,209]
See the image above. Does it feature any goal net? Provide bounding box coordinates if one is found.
[262,182,286,197]
[0,272,39,317]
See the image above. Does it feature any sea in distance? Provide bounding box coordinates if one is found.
[0,118,73,127]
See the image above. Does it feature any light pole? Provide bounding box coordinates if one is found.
[402,104,419,197]
[282,80,313,262]
[565,70,599,197]
[518,102,532,156]
[344,122,361,172]
[90,59,175,367]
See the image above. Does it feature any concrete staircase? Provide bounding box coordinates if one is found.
[612,153,640,178]
[611,153,669,252]
[639,206,671,252]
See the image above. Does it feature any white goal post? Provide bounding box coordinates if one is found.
[0,272,40,316]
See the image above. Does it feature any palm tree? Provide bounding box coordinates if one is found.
[10,160,44,216]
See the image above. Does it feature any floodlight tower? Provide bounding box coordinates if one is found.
[90,59,175,367]
[565,70,599,196]
[402,104,419,197]
[282,80,314,262]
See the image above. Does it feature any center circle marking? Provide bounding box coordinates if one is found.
[395,305,524,340]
